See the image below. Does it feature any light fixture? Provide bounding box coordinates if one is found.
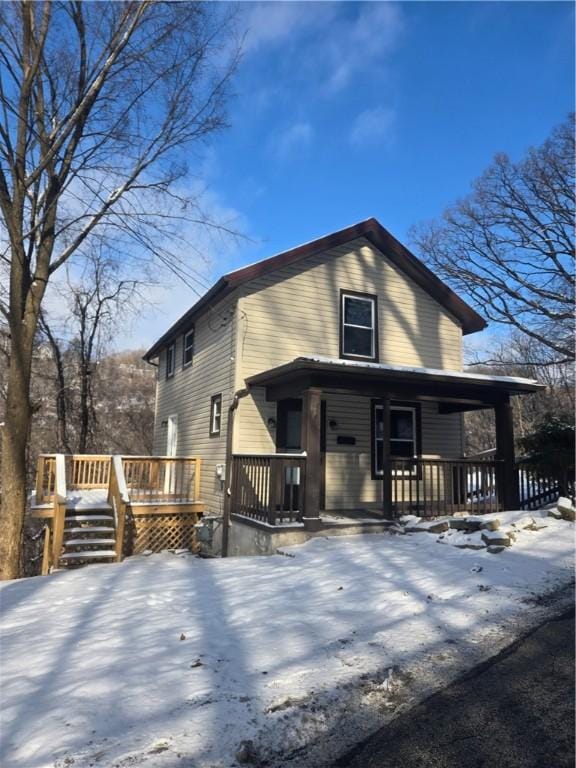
[267,417,276,429]
[329,419,338,430]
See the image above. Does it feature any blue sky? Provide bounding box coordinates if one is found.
[130,1,574,351]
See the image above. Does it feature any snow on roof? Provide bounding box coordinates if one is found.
[297,356,542,387]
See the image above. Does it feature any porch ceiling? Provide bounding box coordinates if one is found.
[245,356,544,411]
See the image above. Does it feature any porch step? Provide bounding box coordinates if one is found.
[64,538,116,547]
[59,550,117,562]
[66,526,115,535]
[65,514,114,523]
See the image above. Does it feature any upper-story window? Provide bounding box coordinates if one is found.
[166,343,175,379]
[183,328,194,368]
[340,291,378,361]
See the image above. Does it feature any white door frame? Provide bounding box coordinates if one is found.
[165,414,178,493]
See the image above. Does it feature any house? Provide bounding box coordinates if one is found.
[144,218,543,556]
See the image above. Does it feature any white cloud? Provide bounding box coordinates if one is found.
[324,3,403,93]
[269,121,314,160]
[350,106,396,147]
[243,2,337,53]
[242,2,404,96]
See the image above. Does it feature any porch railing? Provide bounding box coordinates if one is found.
[390,457,503,517]
[231,453,307,525]
[516,458,565,510]
[121,456,201,504]
[67,454,111,489]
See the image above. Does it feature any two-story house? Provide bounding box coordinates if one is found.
[144,218,542,556]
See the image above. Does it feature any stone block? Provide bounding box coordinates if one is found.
[481,530,511,547]
[547,508,564,520]
[480,518,500,531]
[406,520,450,534]
[487,545,506,554]
[557,497,575,522]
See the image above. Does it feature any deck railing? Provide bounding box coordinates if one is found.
[390,457,503,517]
[231,453,307,525]
[67,455,111,489]
[35,454,57,505]
[121,456,201,504]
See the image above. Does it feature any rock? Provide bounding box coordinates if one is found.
[547,508,563,520]
[480,518,500,531]
[449,516,482,532]
[454,542,487,550]
[406,520,450,534]
[235,740,256,764]
[526,521,548,531]
[481,530,511,547]
[511,516,535,530]
[487,545,506,554]
[557,497,575,522]
[399,514,421,525]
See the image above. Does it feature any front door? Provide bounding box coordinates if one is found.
[276,399,326,510]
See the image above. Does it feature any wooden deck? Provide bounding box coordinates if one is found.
[31,454,204,574]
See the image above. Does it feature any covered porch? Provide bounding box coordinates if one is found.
[227,357,544,533]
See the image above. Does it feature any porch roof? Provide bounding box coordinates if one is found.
[246,356,544,411]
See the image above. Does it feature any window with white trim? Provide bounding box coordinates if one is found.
[341,292,377,360]
[210,394,222,436]
[183,328,194,368]
[373,404,418,475]
[166,343,175,379]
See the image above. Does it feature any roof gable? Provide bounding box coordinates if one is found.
[144,218,486,360]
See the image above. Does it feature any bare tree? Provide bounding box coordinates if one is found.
[0,1,239,578]
[411,115,575,365]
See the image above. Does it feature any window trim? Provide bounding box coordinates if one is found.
[339,289,379,362]
[165,343,175,379]
[209,393,222,437]
[182,328,195,369]
[370,400,422,479]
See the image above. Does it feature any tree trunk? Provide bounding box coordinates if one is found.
[0,342,34,580]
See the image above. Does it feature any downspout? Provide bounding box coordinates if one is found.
[221,387,249,557]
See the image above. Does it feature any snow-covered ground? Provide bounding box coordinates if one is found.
[0,510,573,768]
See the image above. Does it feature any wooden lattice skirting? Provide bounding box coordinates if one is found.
[129,512,202,554]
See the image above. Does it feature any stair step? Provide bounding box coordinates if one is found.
[60,550,117,561]
[65,515,114,523]
[66,526,115,535]
[65,539,116,547]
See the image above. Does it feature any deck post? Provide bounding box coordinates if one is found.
[301,387,322,530]
[495,399,519,510]
[381,395,393,517]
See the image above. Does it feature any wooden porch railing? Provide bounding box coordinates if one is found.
[121,456,201,504]
[35,454,56,505]
[51,454,67,571]
[67,454,111,489]
[516,458,566,510]
[108,455,130,561]
[390,457,503,517]
[231,453,307,525]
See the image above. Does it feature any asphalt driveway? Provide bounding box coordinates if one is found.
[335,605,575,768]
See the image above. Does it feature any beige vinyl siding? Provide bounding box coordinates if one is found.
[233,236,464,470]
[153,297,237,514]
[236,236,463,385]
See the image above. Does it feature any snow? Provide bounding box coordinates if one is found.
[0,513,573,768]
[299,355,541,387]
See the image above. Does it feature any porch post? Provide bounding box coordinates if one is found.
[381,395,392,517]
[495,399,519,510]
[301,387,322,531]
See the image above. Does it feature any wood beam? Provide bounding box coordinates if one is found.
[495,400,520,510]
[381,395,392,517]
[301,387,322,529]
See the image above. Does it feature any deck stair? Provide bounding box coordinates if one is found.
[59,499,117,567]
[31,453,204,574]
